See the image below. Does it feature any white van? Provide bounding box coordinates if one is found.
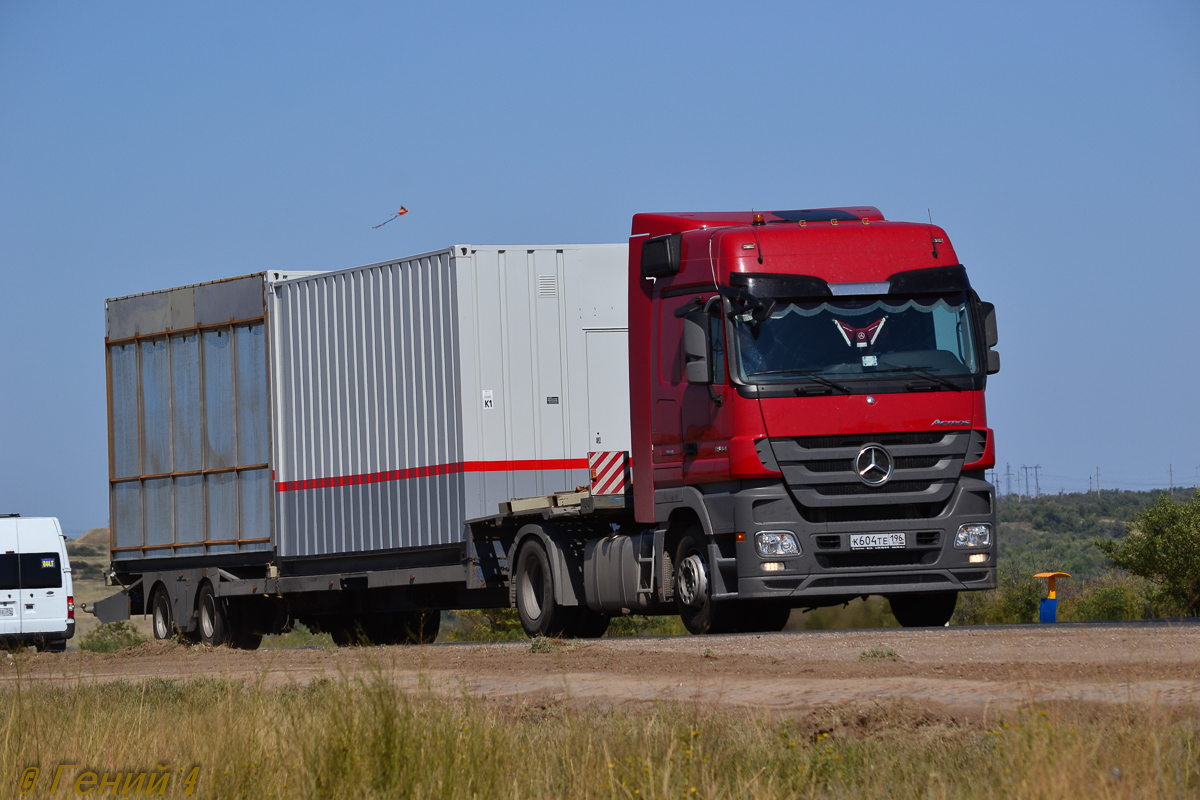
[0,515,74,652]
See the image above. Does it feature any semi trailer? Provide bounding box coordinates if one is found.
[93,206,1000,645]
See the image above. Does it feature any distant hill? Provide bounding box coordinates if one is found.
[67,527,109,581]
[997,488,1199,577]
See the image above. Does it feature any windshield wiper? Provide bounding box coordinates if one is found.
[745,369,853,394]
[871,366,963,392]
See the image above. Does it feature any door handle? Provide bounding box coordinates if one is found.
[684,443,698,457]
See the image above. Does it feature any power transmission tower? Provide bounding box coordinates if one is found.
[1033,465,1042,497]
[1096,466,1100,495]
[1169,464,1174,494]
[1004,463,1013,497]
[1017,469,1022,502]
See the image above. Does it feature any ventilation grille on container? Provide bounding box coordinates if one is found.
[793,432,946,450]
[537,274,558,297]
[816,481,934,496]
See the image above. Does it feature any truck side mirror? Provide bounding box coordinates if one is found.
[981,302,998,348]
[980,301,1000,374]
[682,312,711,384]
[987,349,1001,374]
[641,233,682,278]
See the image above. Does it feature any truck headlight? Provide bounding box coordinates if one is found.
[954,523,992,549]
[755,531,801,557]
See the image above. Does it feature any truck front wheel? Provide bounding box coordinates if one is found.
[514,539,576,638]
[888,591,958,627]
[674,530,734,635]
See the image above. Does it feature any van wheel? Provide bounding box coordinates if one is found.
[674,529,735,635]
[40,639,67,653]
[197,583,231,646]
[514,539,576,638]
[888,591,958,627]
[151,589,174,641]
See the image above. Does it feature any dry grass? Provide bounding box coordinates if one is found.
[0,662,1196,799]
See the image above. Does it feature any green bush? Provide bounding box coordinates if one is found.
[1058,572,1154,622]
[79,621,148,653]
[439,608,527,642]
[1097,490,1200,615]
[952,567,1041,625]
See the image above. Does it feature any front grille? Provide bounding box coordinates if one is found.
[815,535,841,549]
[915,532,939,546]
[763,578,803,590]
[816,550,936,569]
[801,455,939,473]
[816,481,934,496]
[805,459,853,473]
[953,571,989,583]
[793,432,946,449]
[808,573,951,588]
[804,502,950,523]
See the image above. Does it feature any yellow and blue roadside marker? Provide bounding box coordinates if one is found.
[1035,572,1070,623]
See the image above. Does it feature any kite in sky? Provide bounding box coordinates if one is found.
[373,206,409,229]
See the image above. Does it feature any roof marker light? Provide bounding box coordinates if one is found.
[752,213,765,226]
[862,219,870,225]
[799,220,807,227]
[831,219,838,226]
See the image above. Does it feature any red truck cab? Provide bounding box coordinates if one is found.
[628,207,999,632]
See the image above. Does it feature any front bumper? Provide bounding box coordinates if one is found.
[726,474,997,602]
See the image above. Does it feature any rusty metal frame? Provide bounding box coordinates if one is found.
[105,308,272,558]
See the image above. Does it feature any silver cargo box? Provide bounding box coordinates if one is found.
[105,245,629,562]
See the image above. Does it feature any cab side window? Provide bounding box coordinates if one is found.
[709,309,726,384]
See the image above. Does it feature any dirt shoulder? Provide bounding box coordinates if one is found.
[6,623,1198,717]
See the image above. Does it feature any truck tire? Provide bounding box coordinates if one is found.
[888,591,958,627]
[151,588,174,641]
[674,529,735,635]
[40,638,67,653]
[569,608,611,639]
[514,539,577,638]
[733,602,791,633]
[197,583,231,646]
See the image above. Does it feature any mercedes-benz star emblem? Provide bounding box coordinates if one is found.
[855,444,893,486]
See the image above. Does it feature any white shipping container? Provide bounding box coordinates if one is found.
[268,245,630,558]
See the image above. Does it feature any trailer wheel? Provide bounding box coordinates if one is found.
[197,583,231,646]
[151,588,173,641]
[674,529,734,635]
[887,591,958,627]
[514,539,575,637]
[400,610,441,644]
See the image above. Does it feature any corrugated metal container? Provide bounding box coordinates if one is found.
[270,245,629,558]
[105,245,629,564]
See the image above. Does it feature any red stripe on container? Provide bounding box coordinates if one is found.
[274,458,588,493]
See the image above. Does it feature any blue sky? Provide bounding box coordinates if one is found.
[2,2,1198,534]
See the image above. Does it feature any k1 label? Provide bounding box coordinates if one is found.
[482,390,494,409]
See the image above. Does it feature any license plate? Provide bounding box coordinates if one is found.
[0,607,12,617]
[850,533,906,550]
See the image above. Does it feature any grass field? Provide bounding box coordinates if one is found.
[1,663,1196,799]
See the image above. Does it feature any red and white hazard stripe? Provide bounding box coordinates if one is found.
[588,451,628,496]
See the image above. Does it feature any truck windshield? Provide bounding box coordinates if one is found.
[733,292,979,384]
